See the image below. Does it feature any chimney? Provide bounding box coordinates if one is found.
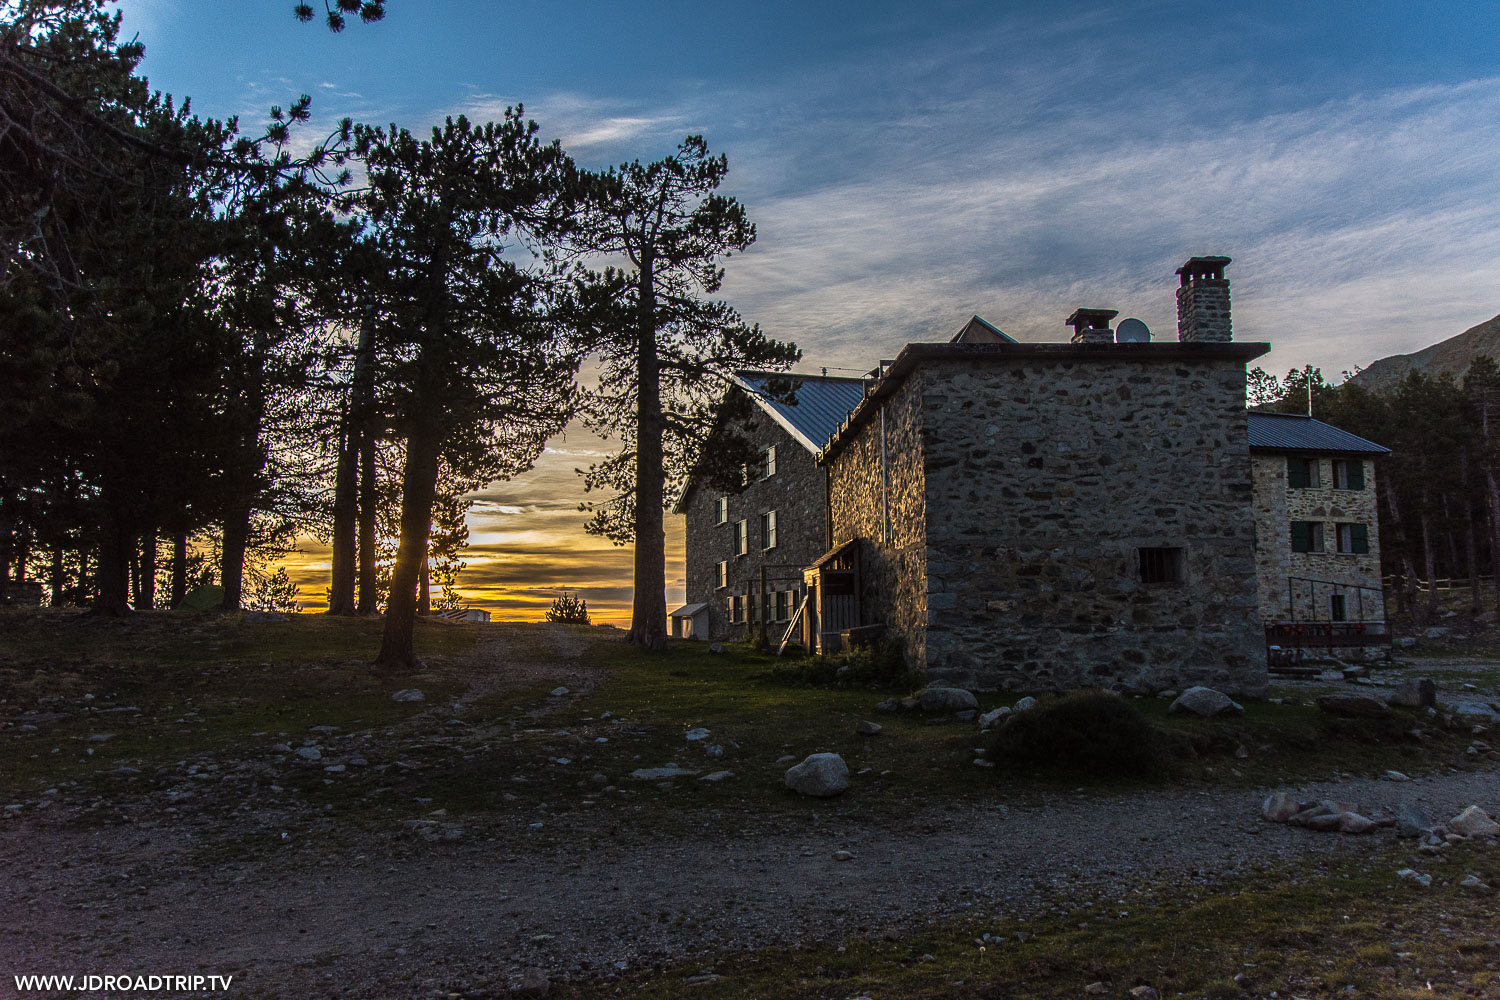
[1066,308,1118,344]
[1176,255,1232,342]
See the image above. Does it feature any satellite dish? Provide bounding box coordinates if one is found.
[1116,318,1151,343]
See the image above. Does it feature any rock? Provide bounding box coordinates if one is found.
[875,698,899,713]
[549,687,569,697]
[323,764,346,773]
[295,747,322,761]
[1316,693,1391,718]
[1338,812,1376,835]
[774,755,796,764]
[699,770,735,783]
[833,849,854,861]
[391,689,425,703]
[684,727,711,741]
[1129,989,1160,1000]
[269,743,292,753]
[403,820,465,842]
[590,773,609,784]
[1424,626,1451,639]
[1168,686,1243,717]
[87,733,114,742]
[629,766,699,781]
[513,967,551,997]
[1385,770,1411,781]
[1460,874,1492,892]
[900,697,919,711]
[1452,702,1499,722]
[1396,868,1432,887]
[918,687,978,713]
[784,753,849,798]
[1302,812,1344,832]
[954,709,977,722]
[1012,696,1039,713]
[1157,689,1178,699]
[979,707,1011,729]
[1390,679,1437,709]
[855,720,882,736]
[1395,636,1419,648]
[1085,983,1108,996]
[1396,802,1433,838]
[1262,791,1303,823]
[708,643,725,654]
[1449,805,1500,838]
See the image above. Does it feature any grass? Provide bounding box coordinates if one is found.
[566,843,1500,998]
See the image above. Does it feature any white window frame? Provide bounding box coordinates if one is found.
[761,510,778,551]
[715,560,728,589]
[734,519,748,557]
[715,496,728,524]
[761,445,777,479]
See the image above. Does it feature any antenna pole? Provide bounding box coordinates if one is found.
[1305,364,1313,417]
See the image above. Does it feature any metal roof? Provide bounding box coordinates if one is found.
[734,371,868,453]
[1247,412,1389,454]
[670,603,708,618]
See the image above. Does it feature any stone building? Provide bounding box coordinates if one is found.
[674,256,1387,695]
[672,372,866,641]
[1247,412,1388,626]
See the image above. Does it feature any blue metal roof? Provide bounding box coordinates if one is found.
[1247,412,1389,454]
[735,371,868,453]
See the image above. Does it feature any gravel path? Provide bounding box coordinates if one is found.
[4,768,1496,998]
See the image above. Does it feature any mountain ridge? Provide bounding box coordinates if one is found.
[1348,313,1500,393]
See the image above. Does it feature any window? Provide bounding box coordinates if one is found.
[1137,547,1183,584]
[715,560,728,589]
[1330,594,1347,621]
[715,497,728,524]
[760,446,777,479]
[729,594,744,623]
[1332,460,1365,491]
[1335,522,1370,555]
[734,519,748,556]
[1287,457,1320,489]
[775,590,789,622]
[761,510,778,550]
[1291,520,1325,553]
[761,592,773,623]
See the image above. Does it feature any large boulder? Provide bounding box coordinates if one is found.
[1262,791,1304,823]
[918,687,978,713]
[1168,686,1243,717]
[979,707,1012,730]
[1449,805,1500,838]
[1451,702,1499,723]
[784,753,850,798]
[1396,801,1434,838]
[1389,679,1436,709]
[1316,693,1391,718]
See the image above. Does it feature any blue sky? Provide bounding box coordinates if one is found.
[118,1,1500,618]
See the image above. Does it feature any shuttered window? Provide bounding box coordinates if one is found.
[715,561,728,589]
[715,497,728,524]
[1336,523,1370,555]
[761,510,778,550]
[734,520,748,556]
[1333,460,1365,490]
[1291,521,1324,553]
[1287,457,1319,489]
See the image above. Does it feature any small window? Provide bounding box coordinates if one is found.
[775,590,789,622]
[1332,460,1365,491]
[715,560,728,589]
[1291,520,1325,553]
[729,594,744,623]
[715,497,728,524]
[761,592,772,623]
[1335,522,1370,555]
[761,510,778,550]
[1138,547,1184,584]
[1330,594,1347,621]
[760,446,777,479]
[1287,457,1320,489]
[733,519,748,556]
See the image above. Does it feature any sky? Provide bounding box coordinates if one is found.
[117,1,1500,622]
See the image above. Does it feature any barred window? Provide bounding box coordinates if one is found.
[1138,547,1184,585]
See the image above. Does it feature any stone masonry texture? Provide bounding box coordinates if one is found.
[825,350,1267,695]
[1251,453,1385,624]
[682,395,830,641]
[1177,279,1232,343]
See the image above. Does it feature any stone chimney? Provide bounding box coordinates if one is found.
[1067,308,1118,344]
[1176,256,1232,342]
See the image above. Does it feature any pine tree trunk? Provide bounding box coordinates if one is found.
[140,531,157,610]
[328,403,358,615]
[92,521,134,616]
[221,503,250,611]
[171,532,187,607]
[376,420,443,672]
[357,434,378,615]
[628,260,668,651]
[0,485,12,605]
[128,546,140,609]
[1421,509,1439,620]
[50,544,64,606]
[418,557,430,616]
[1466,508,1481,613]
[1487,469,1500,613]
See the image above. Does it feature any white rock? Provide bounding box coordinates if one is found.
[919,687,978,713]
[699,770,735,783]
[979,707,1011,729]
[629,765,699,780]
[1169,686,1244,717]
[1460,874,1492,891]
[1452,702,1499,722]
[1012,696,1039,713]
[684,727,711,741]
[295,747,322,761]
[550,687,569,697]
[391,689,424,703]
[833,849,854,861]
[1262,791,1303,823]
[1385,770,1411,781]
[784,753,849,798]
[1396,868,1432,886]
[855,720,882,736]
[1449,805,1500,838]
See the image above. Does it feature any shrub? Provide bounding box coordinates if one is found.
[766,639,912,689]
[544,593,590,624]
[985,690,1164,777]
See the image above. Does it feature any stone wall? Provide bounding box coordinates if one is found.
[826,375,929,665]
[681,398,829,641]
[828,352,1267,695]
[1251,453,1385,624]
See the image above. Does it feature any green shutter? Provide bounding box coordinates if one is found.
[1346,460,1365,490]
[1291,521,1311,553]
[1351,523,1370,555]
[1288,458,1308,489]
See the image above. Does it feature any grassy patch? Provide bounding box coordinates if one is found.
[570,843,1500,999]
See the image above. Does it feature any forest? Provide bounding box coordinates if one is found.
[1251,361,1500,624]
[0,0,797,667]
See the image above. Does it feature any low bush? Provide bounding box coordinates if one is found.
[765,640,912,689]
[985,690,1164,777]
